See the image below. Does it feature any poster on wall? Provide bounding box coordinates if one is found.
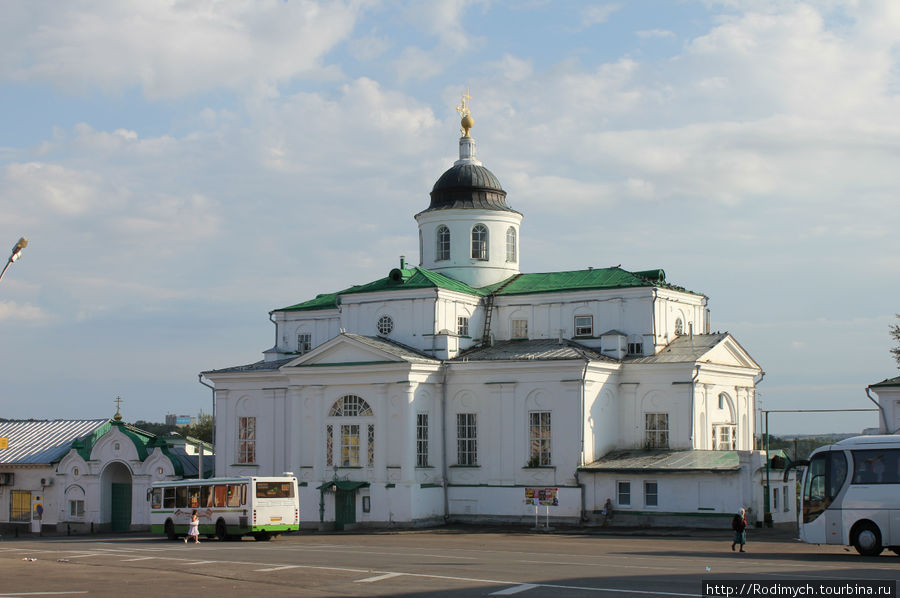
[524,487,559,506]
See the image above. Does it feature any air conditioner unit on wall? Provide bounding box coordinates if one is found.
[40,477,54,487]
[0,472,13,485]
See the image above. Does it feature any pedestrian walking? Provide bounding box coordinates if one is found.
[731,508,747,552]
[186,509,200,544]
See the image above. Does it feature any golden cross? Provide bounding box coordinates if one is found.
[114,395,123,419]
[456,87,471,118]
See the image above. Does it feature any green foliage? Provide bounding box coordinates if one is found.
[890,314,900,369]
[763,434,855,461]
[132,420,178,437]
[181,413,213,444]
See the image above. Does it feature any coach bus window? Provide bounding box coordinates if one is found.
[852,449,899,484]
[164,487,175,509]
[214,485,227,507]
[226,485,241,507]
[175,486,188,508]
[803,453,827,523]
[828,451,848,496]
[256,481,295,499]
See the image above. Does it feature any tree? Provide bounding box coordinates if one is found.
[891,314,900,368]
[181,413,213,444]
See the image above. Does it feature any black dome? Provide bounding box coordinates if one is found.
[424,163,514,213]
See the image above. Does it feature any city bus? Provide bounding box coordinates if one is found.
[798,435,900,556]
[149,476,299,541]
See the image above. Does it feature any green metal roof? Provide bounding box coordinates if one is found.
[278,265,700,313]
[870,376,900,388]
[278,267,485,312]
[487,267,700,297]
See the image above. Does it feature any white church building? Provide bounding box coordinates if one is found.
[203,104,775,529]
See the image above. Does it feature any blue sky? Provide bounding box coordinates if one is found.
[1,1,898,435]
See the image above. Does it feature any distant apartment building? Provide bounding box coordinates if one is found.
[165,414,195,428]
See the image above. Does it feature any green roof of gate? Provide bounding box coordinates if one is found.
[278,265,700,313]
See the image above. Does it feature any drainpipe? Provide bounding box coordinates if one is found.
[688,365,700,447]
[865,386,893,433]
[198,375,215,477]
[269,311,278,352]
[440,362,450,522]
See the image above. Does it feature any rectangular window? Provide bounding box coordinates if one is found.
[574,315,593,337]
[256,481,295,499]
[511,319,528,339]
[341,424,360,466]
[10,490,31,522]
[457,316,469,337]
[175,486,188,508]
[644,481,658,507]
[528,411,552,466]
[713,425,735,450]
[367,424,375,467]
[68,499,84,517]
[163,487,176,508]
[326,424,333,467]
[773,487,779,511]
[851,449,900,484]
[417,413,429,468]
[213,485,227,507]
[457,413,478,465]
[297,333,311,354]
[226,484,242,507]
[150,489,162,509]
[645,413,669,449]
[783,485,790,512]
[628,342,643,355]
[617,481,631,506]
[238,416,256,463]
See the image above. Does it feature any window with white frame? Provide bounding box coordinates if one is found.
[457,316,469,337]
[238,416,256,463]
[416,413,429,467]
[436,225,450,261]
[367,424,375,467]
[574,315,593,337]
[645,413,669,449]
[506,226,517,262]
[617,481,631,506]
[329,395,374,417]
[69,499,85,518]
[644,481,658,507]
[341,424,360,466]
[511,319,528,339]
[528,411,551,466]
[297,332,311,354]
[377,315,393,335]
[457,413,477,465]
[471,224,488,260]
[326,424,333,467]
[713,424,735,450]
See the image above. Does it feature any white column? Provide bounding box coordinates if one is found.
[401,382,418,482]
[215,390,230,476]
[311,386,326,482]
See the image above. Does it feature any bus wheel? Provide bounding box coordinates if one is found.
[253,532,272,541]
[215,520,228,542]
[852,522,883,556]
[165,520,176,541]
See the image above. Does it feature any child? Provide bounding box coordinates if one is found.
[186,509,200,544]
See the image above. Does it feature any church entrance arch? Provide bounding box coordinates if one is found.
[101,461,133,532]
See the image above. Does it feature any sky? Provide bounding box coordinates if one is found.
[1,0,898,436]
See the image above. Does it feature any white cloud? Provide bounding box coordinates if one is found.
[581,4,620,27]
[637,29,676,39]
[3,162,108,216]
[1,0,363,99]
[0,300,51,323]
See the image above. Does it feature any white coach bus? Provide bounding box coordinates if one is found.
[149,476,299,541]
[798,435,900,556]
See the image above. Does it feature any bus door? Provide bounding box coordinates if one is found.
[802,450,847,544]
[823,451,848,544]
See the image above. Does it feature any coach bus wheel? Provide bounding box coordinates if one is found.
[215,520,228,541]
[253,532,272,541]
[852,522,883,556]
[165,519,176,541]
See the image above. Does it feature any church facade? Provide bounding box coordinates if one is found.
[204,107,769,529]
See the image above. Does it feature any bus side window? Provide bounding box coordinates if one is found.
[189,487,200,508]
[241,484,247,506]
[201,486,212,507]
[226,485,241,507]
[214,485,227,507]
[164,487,175,509]
[150,488,162,509]
[175,486,188,509]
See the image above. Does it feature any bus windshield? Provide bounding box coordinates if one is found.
[802,450,847,523]
[256,481,294,499]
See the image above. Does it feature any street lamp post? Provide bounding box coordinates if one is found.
[0,237,29,282]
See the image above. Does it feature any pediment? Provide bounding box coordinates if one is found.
[702,335,760,370]
[283,334,412,368]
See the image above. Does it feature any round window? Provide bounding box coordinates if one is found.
[377,315,394,335]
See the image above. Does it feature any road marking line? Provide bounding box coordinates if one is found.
[254,565,298,572]
[491,583,539,595]
[520,559,681,571]
[184,560,216,565]
[121,556,156,562]
[357,572,404,583]
[0,593,89,596]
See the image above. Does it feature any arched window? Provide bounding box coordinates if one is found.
[471,224,488,260]
[329,395,374,417]
[674,318,683,336]
[328,395,375,467]
[506,227,517,262]
[436,225,450,261]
